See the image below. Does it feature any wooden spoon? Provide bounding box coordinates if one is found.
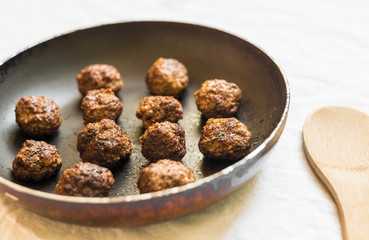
[303,106,369,240]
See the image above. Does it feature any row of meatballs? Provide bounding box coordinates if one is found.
[12,57,252,197]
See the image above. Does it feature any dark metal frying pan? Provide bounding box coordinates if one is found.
[0,21,289,226]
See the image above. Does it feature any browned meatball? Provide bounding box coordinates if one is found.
[198,118,251,161]
[77,119,132,168]
[146,58,189,98]
[194,79,242,118]
[15,96,62,136]
[136,96,183,129]
[139,121,186,162]
[137,159,196,193]
[76,64,124,95]
[12,140,63,181]
[55,162,114,197]
[81,88,123,125]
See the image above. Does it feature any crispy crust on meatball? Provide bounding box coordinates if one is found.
[139,121,186,162]
[55,162,114,197]
[77,119,132,168]
[137,159,196,193]
[194,79,242,118]
[15,96,62,136]
[81,88,123,125]
[12,140,63,181]
[146,58,189,98]
[198,118,251,161]
[136,96,183,128]
[76,64,124,95]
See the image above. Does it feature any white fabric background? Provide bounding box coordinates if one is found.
[0,1,368,239]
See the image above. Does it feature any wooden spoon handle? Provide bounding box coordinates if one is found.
[340,202,369,240]
[330,173,369,240]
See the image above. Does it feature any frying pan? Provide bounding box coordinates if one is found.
[0,21,289,226]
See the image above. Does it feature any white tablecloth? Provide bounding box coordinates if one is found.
[1,1,368,239]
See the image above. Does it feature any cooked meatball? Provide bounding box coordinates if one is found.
[137,159,196,193]
[77,119,132,168]
[194,79,242,118]
[198,118,251,161]
[15,96,62,136]
[81,88,123,125]
[139,121,186,162]
[55,162,114,197]
[76,64,124,95]
[146,58,189,98]
[136,96,183,129]
[12,140,62,181]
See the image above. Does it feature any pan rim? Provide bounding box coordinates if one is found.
[0,20,290,204]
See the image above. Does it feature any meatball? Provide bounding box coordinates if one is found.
[55,162,114,197]
[139,121,186,162]
[198,118,252,161]
[12,140,63,181]
[81,88,123,125]
[137,159,196,193]
[15,96,62,136]
[136,96,183,129]
[194,79,242,118]
[77,119,132,168]
[76,64,124,95]
[146,58,189,98]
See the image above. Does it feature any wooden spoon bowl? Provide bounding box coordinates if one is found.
[303,106,369,240]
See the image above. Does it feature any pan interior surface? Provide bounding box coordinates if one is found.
[0,22,287,197]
